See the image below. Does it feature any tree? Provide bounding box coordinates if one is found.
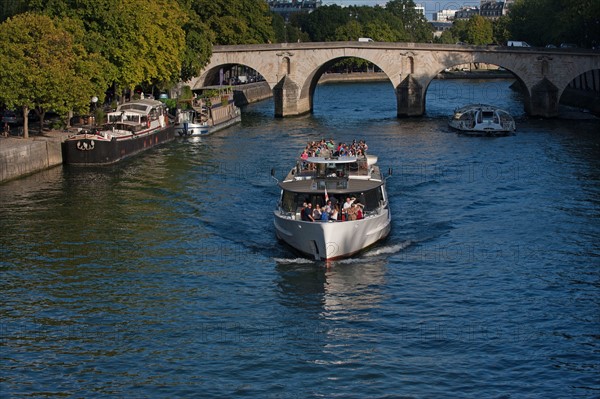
[436,29,457,44]
[27,0,188,95]
[508,0,600,47]
[492,16,511,45]
[465,15,493,45]
[0,13,112,137]
[450,19,469,43]
[334,20,363,41]
[193,0,275,44]
[178,7,214,81]
[385,0,433,42]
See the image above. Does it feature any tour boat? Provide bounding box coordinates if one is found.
[273,142,391,261]
[62,99,174,165]
[448,104,516,136]
[174,88,241,137]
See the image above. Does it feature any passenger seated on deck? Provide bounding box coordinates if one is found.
[355,203,364,220]
[312,204,322,220]
[347,204,358,221]
[323,200,332,214]
[302,203,315,222]
[330,204,339,221]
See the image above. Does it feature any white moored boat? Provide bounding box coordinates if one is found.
[449,104,516,136]
[174,87,241,137]
[273,140,392,261]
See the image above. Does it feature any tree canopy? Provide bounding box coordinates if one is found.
[193,0,274,45]
[508,0,600,47]
[0,13,112,137]
[291,2,432,43]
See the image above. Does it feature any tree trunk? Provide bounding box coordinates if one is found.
[22,105,29,139]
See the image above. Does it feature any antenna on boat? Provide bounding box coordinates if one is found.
[385,167,393,180]
[270,168,279,183]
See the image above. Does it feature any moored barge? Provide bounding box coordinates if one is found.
[62,99,175,165]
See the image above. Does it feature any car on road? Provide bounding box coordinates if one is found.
[2,110,19,124]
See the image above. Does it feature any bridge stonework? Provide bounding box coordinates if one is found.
[188,42,600,118]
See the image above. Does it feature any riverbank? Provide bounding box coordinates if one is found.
[2,73,597,184]
[0,131,70,183]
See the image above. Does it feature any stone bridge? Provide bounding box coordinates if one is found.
[187,42,600,118]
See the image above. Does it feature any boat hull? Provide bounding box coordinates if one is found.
[174,122,209,136]
[62,126,175,166]
[175,114,241,137]
[274,208,391,260]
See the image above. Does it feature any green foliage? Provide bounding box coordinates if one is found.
[492,16,511,45]
[193,0,275,44]
[436,29,457,44]
[291,2,431,43]
[0,12,111,137]
[509,0,600,47]
[466,15,493,45]
[271,12,286,43]
[178,4,214,81]
[450,19,469,43]
[334,20,363,41]
[94,108,106,125]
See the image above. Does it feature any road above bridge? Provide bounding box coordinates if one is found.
[188,42,600,118]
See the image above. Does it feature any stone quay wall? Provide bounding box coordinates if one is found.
[0,137,63,183]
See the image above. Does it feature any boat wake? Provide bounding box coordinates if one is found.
[363,240,414,257]
[273,239,414,265]
[273,257,316,265]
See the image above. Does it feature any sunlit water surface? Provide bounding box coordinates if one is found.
[1,79,599,398]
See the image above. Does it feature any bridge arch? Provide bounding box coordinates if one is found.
[299,56,396,115]
[421,59,530,116]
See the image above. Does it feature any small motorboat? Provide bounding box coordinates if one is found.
[449,104,516,136]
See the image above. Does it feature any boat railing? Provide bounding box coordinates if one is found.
[292,157,371,180]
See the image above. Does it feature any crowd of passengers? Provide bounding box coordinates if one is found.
[300,196,364,222]
[300,139,368,160]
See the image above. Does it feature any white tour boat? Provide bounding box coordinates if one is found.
[174,88,241,137]
[449,104,516,136]
[273,142,392,261]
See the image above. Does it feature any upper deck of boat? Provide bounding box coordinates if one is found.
[279,155,384,194]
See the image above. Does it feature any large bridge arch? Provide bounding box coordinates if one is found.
[190,43,600,118]
[189,51,279,91]
[420,56,531,116]
[299,55,397,114]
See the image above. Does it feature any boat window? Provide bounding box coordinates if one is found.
[362,189,383,211]
[317,163,327,177]
[281,191,297,212]
[108,114,121,123]
[123,114,140,123]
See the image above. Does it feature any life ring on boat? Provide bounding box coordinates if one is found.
[147,120,151,128]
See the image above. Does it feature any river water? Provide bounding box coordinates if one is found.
[1,79,599,398]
